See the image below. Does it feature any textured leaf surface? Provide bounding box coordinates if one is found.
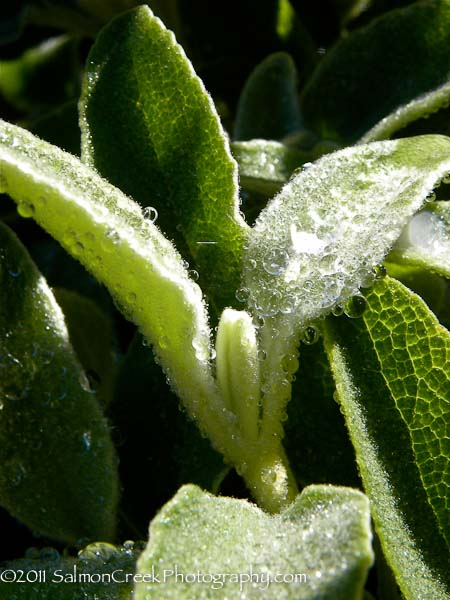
[135,484,373,600]
[243,136,450,330]
[233,52,302,141]
[80,6,248,310]
[323,278,450,599]
[301,0,450,143]
[0,119,243,469]
[0,222,118,543]
[0,541,141,599]
[391,201,450,279]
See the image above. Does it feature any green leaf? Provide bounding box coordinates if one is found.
[301,0,450,143]
[0,119,246,487]
[390,201,450,279]
[233,52,302,141]
[231,139,307,196]
[0,222,118,544]
[0,541,142,599]
[242,136,450,451]
[244,136,450,331]
[53,288,118,406]
[323,277,450,599]
[80,5,249,310]
[0,36,81,114]
[111,333,227,537]
[135,484,373,600]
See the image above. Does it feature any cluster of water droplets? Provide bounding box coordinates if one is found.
[240,142,428,328]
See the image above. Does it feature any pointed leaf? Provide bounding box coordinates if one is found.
[301,0,450,143]
[80,6,248,310]
[233,52,302,141]
[390,201,450,279]
[323,277,450,599]
[0,118,243,469]
[0,222,118,543]
[135,484,373,600]
[244,136,450,331]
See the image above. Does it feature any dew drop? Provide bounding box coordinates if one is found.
[372,263,387,279]
[263,249,288,276]
[425,191,436,203]
[158,336,169,350]
[82,431,92,452]
[235,287,250,303]
[344,295,367,318]
[331,303,344,317]
[143,206,158,222]
[189,269,199,281]
[17,202,35,218]
[301,326,320,345]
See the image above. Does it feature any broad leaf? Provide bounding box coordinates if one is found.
[244,136,450,329]
[390,201,450,279]
[0,118,244,473]
[80,5,249,310]
[243,136,450,447]
[301,0,450,143]
[0,541,142,599]
[135,484,373,600]
[323,277,450,599]
[0,222,118,543]
[233,52,302,141]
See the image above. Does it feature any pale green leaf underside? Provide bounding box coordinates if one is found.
[323,278,450,599]
[135,484,373,600]
[0,119,242,463]
[0,222,118,544]
[243,136,450,330]
[391,201,450,279]
[80,5,248,310]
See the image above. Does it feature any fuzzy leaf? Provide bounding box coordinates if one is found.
[80,5,248,310]
[391,201,450,279]
[301,0,450,143]
[243,136,450,330]
[233,52,302,141]
[135,484,373,600]
[0,222,118,543]
[0,118,242,468]
[323,277,450,599]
